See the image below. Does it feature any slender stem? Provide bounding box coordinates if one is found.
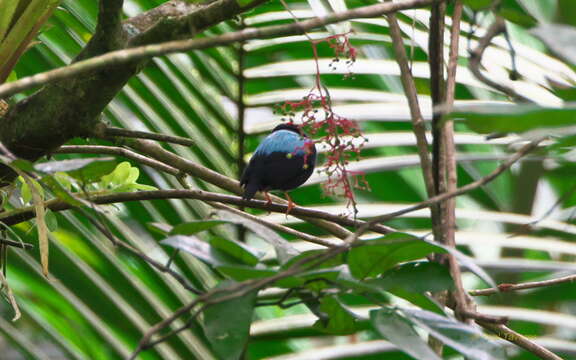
[480,322,564,360]
[387,14,435,198]
[101,127,195,146]
[470,274,576,296]
[468,17,530,103]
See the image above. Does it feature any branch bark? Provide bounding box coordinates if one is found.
[0,0,270,172]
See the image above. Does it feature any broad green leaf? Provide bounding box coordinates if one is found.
[44,209,58,232]
[370,308,442,360]
[280,249,345,270]
[67,158,117,183]
[203,282,257,360]
[19,176,43,204]
[312,296,357,335]
[371,261,454,293]
[209,236,263,266]
[401,308,506,360]
[161,235,239,266]
[42,174,86,207]
[216,265,277,282]
[170,220,230,236]
[499,0,537,27]
[452,104,576,134]
[462,0,492,10]
[348,233,444,279]
[100,161,131,188]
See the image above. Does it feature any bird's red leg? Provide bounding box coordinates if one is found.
[284,192,295,215]
[264,191,272,206]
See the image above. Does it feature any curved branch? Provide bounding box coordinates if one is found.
[468,17,531,103]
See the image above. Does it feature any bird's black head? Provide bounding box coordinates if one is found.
[272,123,302,135]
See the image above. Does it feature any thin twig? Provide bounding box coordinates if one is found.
[100,127,195,147]
[0,238,33,249]
[387,13,435,198]
[55,145,180,175]
[0,0,435,99]
[426,1,450,352]
[468,17,530,103]
[470,274,576,296]
[480,322,564,360]
[441,0,473,324]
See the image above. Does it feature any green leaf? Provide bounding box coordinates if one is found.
[44,209,58,232]
[216,265,277,281]
[209,236,263,266]
[367,262,452,314]
[100,161,131,188]
[161,235,240,266]
[347,233,444,279]
[19,176,43,204]
[499,0,537,27]
[67,158,117,183]
[371,308,442,360]
[371,261,454,293]
[401,308,506,360]
[462,0,492,10]
[203,282,258,360]
[312,296,357,335]
[42,174,85,207]
[170,220,230,236]
[385,289,445,314]
[451,104,576,134]
[280,249,345,271]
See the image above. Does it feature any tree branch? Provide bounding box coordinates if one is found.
[0,189,395,236]
[0,0,434,100]
[470,274,576,296]
[468,17,530,103]
[0,0,273,168]
[55,145,180,175]
[387,13,435,198]
[98,126,195,146]
[480,322,564,360]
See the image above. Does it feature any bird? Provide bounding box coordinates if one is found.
[240,123,316,214]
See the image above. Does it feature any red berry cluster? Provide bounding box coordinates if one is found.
[273,32,368,213]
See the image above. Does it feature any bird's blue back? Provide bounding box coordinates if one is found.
[254,129,308,156]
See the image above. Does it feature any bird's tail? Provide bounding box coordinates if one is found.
[242,181,259,201]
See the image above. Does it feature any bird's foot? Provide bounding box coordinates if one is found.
[264,192,273,214]
[285,192,295,217]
